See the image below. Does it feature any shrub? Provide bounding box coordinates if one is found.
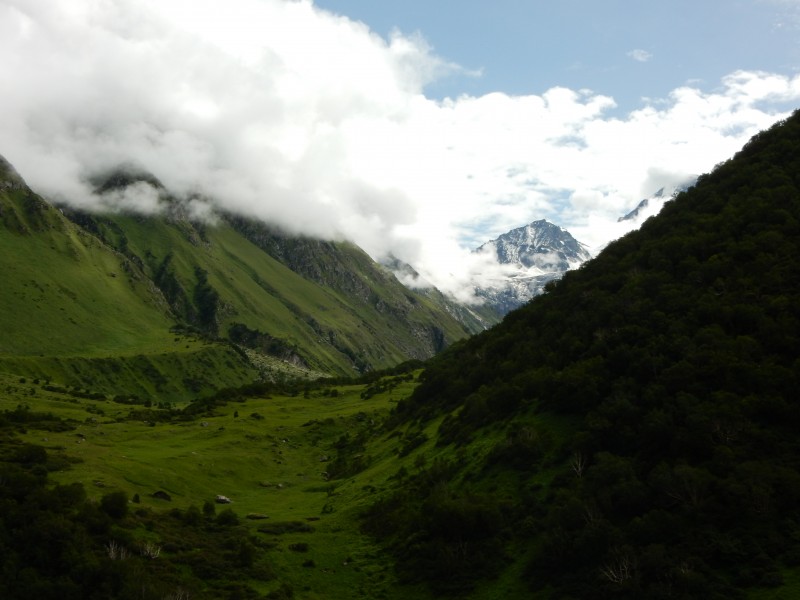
[216,508,239,526]
[100,490,129,519]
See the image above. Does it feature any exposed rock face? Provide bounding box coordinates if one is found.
[0,154,27,190]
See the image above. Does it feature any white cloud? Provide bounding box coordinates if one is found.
[96,182,164,215]
[1,0,798,302]
[627,49,653,62]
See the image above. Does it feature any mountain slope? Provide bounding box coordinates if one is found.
[62,204,478,376]
[225,214,486,356]
[364,111,800,597]
[474,219,592,314]
[2,153,481,396]
[0,155,175,356]
[0,155,260,399]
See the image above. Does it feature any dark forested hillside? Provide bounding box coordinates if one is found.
[365,111,800,597]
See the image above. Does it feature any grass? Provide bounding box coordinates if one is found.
[748,569,800,600]
[0,217,177,358]
[83,213,478,376]
[0,340,260,404]
[1,373,432,599]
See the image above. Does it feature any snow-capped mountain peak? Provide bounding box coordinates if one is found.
[479,219,592,271]
[474,219,592,315]
[618,180,696,224]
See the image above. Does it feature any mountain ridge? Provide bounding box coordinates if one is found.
[618,180,696,224]
[0,156,486,397]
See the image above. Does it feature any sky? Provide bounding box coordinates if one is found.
[1,0,799,301]
[316,0,800,111]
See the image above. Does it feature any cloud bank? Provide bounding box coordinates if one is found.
[1,0,799,301]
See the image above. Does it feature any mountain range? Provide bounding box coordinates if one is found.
[2,148,685,391]
[0,156,492,399]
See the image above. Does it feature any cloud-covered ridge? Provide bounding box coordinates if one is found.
[1,0,799,301]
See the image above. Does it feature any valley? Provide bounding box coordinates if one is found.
[0,372,414,599]
[1,110,800,599]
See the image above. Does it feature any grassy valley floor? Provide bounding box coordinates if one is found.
[0,371,433,599]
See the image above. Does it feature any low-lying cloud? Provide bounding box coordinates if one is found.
[1,0,798,301]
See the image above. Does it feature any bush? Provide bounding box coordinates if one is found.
[216,508,239,526]
[11,444,48,465]
[183,504,202,526]
[100,490,129,520]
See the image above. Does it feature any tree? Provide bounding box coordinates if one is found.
[100,490,129,519]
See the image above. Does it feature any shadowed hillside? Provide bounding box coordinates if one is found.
[363,111,800,597]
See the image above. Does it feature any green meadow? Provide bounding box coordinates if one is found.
[0,371,451,599]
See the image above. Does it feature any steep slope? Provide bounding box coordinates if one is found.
[225,214,486,355]
[0,155,259,399]
[0,155,172,356]
[364,112,800,597]
[475,219,592,314]
[2,151,483,389]
[62,203,477,377]
[380,254,502,331]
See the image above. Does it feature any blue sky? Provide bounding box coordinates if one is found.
[2,0,800,299]
[316,0,800,110]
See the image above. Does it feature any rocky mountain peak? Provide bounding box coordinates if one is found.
[479,219,591,271]
[474,219,592,316]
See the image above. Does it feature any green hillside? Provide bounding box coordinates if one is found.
[0,158,174,356]
[1,156,491,401]
[63,204,484,376]
[0,157,260,400]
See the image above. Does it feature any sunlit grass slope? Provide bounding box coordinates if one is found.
[0,159,261,400]
[76,208,477,375]
[2,155,482,399]
[1,371,445,599]
[0,188,175,357]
